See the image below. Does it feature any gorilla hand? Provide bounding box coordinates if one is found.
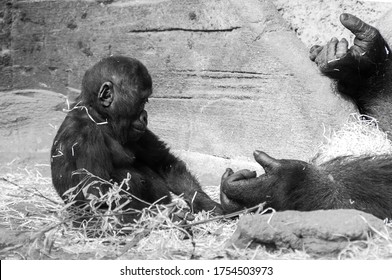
[309,13,389,81]
[220,168,258,213]
[220,151,299,214]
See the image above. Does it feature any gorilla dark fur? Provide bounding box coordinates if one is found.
[220,151,392,219]
[220,14,392,220]
[51,56,222,221]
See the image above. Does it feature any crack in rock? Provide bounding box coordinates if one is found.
[127,27,241,33]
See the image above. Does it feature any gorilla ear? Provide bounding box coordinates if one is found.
[98,82,114,107]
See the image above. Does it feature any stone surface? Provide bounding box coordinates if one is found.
[271,0,392,47]
[0,89,65,157]
[0,0,359,183]
[378,8,392,47]
[229,209,386,255]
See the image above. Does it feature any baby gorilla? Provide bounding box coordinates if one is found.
[220,14,392,220]
[51,56,222,222]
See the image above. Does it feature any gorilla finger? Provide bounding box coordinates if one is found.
[220,191,243,214]
[326,37,339,62]
[309,45,323,61]
[253,150,281,173]
[340,13,379,41]
[314,46,328,68]
[349,44,366,58]
[351,36,388,63]
[336,38,348,59]
[228,169,257,181]
[173,210,195,221]
[221,168,234,181]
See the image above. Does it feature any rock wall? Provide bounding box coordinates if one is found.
[0,0,356,183]
[272,0,392,47]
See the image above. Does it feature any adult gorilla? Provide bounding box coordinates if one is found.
[220,14,392,220]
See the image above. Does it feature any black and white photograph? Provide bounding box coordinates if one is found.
[1,0,392,278]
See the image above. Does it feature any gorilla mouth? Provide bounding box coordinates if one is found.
[133,127,146,134]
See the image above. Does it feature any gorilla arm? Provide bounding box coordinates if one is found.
[134,129,223,214]
[220,151,335,214]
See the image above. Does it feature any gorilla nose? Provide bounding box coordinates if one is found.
[139,110,148,126]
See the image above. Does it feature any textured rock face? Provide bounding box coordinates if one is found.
[229,209,386,255]
[378,9,392,48]
[0,0,356,182]
[271,0,392,47]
